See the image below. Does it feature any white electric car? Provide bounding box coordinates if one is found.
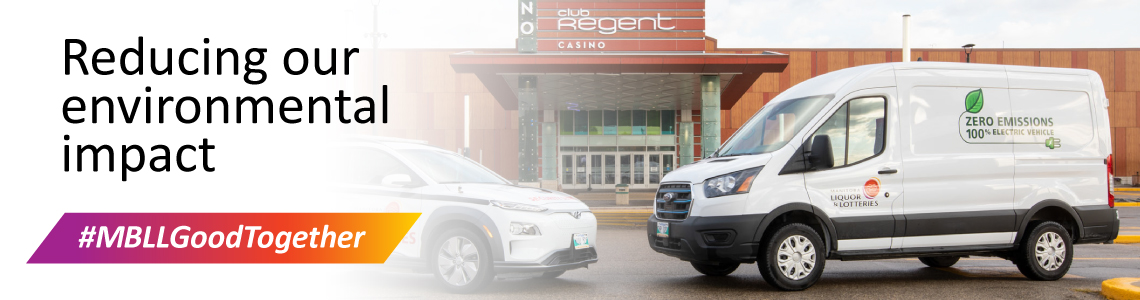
[330,136,597,293]
[648,62,1119,290]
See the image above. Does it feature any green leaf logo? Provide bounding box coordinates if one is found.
[965,89,984,113]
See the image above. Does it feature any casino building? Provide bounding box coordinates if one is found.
[370,0,1140,192]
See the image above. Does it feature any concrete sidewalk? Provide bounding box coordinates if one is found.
[591,206,652,227]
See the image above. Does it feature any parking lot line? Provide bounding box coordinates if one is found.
[939,267,1084,278]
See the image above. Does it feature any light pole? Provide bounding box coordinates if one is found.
[962,44,975,63]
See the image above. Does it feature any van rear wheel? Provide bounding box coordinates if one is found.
[690,261,740,276]
[918,256,961,268]
[758,223,826,291]
[1013,221,1072,281]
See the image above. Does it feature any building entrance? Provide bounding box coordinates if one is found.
[560,149,674,190]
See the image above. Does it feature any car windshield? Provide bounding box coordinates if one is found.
[716,95,833,157]
[398,149,508,184]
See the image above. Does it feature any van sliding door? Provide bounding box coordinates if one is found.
[896,68,1017,249]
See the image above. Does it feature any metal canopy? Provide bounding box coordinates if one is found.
[449,52,789,110]
[504,74,733,111]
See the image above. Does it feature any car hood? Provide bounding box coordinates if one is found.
[443,183,586,207]
[660,153,773,184]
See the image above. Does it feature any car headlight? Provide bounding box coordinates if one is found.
[509,222,541,235]
[703,166,763,198]
[489,200,548,212]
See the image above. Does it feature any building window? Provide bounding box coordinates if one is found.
[632,110,646,135]
[647,110,661,135]
[661,110,675,135]
[618,110,632,135]
[559,110,574,135]
[574,110,588,135]
[589,110,604,135]
[603,110,617,135]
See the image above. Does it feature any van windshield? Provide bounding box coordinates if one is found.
[716,95,833,157]
[398,149,509,184]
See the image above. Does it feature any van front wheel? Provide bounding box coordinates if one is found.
[758,223,826,291]
[1013,221,1073,281]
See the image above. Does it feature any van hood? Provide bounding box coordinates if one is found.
[443,183,585,206]
[661,153,773,184]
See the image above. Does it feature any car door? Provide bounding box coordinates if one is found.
[803,88,903,252]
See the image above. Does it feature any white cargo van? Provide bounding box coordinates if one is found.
[647,62,1120,290]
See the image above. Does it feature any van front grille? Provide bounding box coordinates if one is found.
[655,183,693,220]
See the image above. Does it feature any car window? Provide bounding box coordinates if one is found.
[808,97,886,168]
[331,147,419,186]
[717,95,832,157]
[398,149,508,184]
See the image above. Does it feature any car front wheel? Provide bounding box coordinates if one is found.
[431,228,495,293]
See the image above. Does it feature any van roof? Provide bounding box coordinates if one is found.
[772,62,1096,103]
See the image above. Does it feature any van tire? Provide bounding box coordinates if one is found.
[918,256,960,268]
[1012,221,1073,281]
[430,228,495,293]
[690,261,740,276]
[758,223,826,291]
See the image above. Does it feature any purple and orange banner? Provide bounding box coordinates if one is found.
[28,213,419,264]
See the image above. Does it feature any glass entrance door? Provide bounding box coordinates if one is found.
[620,155,631,185]
[575,155,587,185]
[559,151,675,190]
[590,154,602,186]
[604,155,616,185]
[633,154,645,186]
[562,155,574,185]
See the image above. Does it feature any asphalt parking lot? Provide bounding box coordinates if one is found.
[343,207,1140,299]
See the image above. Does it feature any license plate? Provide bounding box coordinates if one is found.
[572,233,590,249]
[656,222,669,238]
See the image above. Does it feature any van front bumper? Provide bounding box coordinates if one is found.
[646,214,766,263]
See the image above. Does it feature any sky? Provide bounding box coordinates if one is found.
[353,0,1140,49]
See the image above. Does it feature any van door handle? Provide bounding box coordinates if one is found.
[878,168,898,174]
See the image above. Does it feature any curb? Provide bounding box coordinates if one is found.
[591,207,652,227]
[1102,277,1140,300]
[1117,187,1140,192]
[1116,236,1140,244]
[1118,202,1140,207]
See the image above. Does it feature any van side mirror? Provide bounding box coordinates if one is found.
[808,135,834,169]
[380,174,414,188]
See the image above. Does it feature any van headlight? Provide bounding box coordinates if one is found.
[509,222,541,235]
[703,167,763,198]
[490,200,549,212]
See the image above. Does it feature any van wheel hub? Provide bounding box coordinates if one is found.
[776,235,816,280]
[1034,232,1065,271]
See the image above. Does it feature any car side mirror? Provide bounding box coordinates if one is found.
[808,135,834,170]
[380,174,414,188]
